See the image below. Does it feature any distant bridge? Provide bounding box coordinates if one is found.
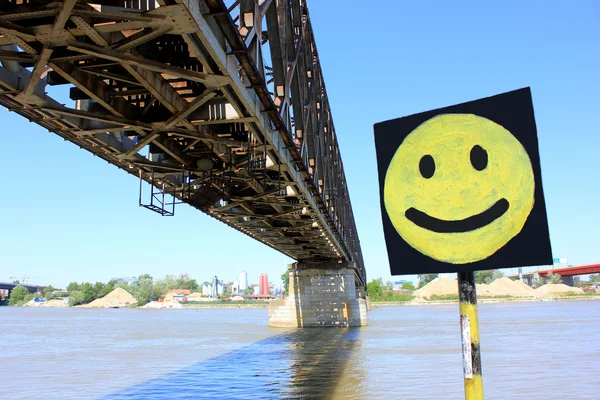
[0,0,366,326]
[0,282,45,296]
[508,263,600,286]
[537,264,600,278]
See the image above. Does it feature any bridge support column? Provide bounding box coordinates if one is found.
[269,262,368,328]
[562,276,575,287]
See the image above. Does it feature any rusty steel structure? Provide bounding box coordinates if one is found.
[0,0,365,285]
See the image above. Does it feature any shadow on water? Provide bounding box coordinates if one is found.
[102,328,362,399]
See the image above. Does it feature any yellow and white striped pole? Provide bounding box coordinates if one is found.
[458,271,484,400]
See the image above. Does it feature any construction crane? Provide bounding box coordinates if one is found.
[210,276,223,299]
[9,274,30,284]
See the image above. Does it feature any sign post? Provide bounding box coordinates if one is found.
[374,88,553,400]
[458,271,483,400]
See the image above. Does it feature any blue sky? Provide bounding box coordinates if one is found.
[1,1,598,288]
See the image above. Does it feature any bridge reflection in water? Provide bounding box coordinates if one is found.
[102,329,364,399]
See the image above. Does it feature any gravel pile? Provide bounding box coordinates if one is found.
[142,301,182,309]
[414,278,457,298]
[79,288,136,308]
[534,284,584,296]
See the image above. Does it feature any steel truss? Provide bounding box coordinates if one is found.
[0,0,366,285]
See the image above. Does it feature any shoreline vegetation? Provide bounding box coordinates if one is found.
[366,273,600,307]
[4,271,600,310]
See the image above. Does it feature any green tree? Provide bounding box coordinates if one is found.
[22,293,38,303]
[180,279,200,292]
[66,282,80,294]
[9,286,30,305]
[418,274,438,288]
[366,279,384,301]
[133,273,158,306]
[475,269,504,284]
[534,277,546,288]
[401,282,416,291]
[98,282,114,298]
[588,274,600,283]
[12,280,20,284]
[546,272,563,284]
[43,285,56,300]
[79,282,97,304]
[68,291,85,307]
[93,282,106,297]
[113,281,130,291]
[281,271,290,296]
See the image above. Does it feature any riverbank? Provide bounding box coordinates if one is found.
[182,303,269,309]
[372,294,600,307]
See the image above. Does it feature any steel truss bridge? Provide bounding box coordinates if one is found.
[0,0,366,285]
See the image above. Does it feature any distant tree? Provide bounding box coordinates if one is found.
[153,279,169,298]
[588,274,600,283]
[184,279,200,292]
[66,282,80,294]
[113,281,130,291]
[98,282,114,298]
[22,293,38,303]
[475,269,504,284]
[546,272,563,284]
[133,273,159,306]
[243,287,254,295]
[79,282,97,304]
[68,291,85,307]
[43,285,55,300]
[9,286,30,305]
[534,277,546,288]
[401,282,416,291]
[93,282,106,297]
[418,274,438,288]
[281,271,290,296]
[367,279,384,301]
[12,280,20,284]
[385,281,394,292]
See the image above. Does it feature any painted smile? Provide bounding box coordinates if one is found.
[405,198,510,233]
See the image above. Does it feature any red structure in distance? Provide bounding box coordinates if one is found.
[259,273,269,295]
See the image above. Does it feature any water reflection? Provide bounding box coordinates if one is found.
[103,328,362,399]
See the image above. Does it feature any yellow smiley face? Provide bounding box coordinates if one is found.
[384,113,535,264]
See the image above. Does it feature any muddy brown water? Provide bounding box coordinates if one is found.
[1,301,598,399]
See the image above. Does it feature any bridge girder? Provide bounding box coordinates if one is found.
[0,0,366,285]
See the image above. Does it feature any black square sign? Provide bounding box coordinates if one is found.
[374,87,552,275]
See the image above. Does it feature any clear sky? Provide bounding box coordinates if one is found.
[1,1,598,288]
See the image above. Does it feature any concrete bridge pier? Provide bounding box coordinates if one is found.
[269,262,368,327]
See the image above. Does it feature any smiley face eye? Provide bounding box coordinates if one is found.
[470,145,488,171]
[419,155,435,179]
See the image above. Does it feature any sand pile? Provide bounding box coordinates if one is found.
[488,277,536,297]
[24,299,68,307]
[142,301,182,309]
[415,277,540,299]
[24,299,43,307]
[414,278,457,298]
[42,299,68,307]
[80,288,136,308]
[534,284,583,296]
[475,283,497,297]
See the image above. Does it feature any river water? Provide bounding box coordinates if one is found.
[1,301,598,399]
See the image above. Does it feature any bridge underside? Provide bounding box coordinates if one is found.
[0,0,365,285]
